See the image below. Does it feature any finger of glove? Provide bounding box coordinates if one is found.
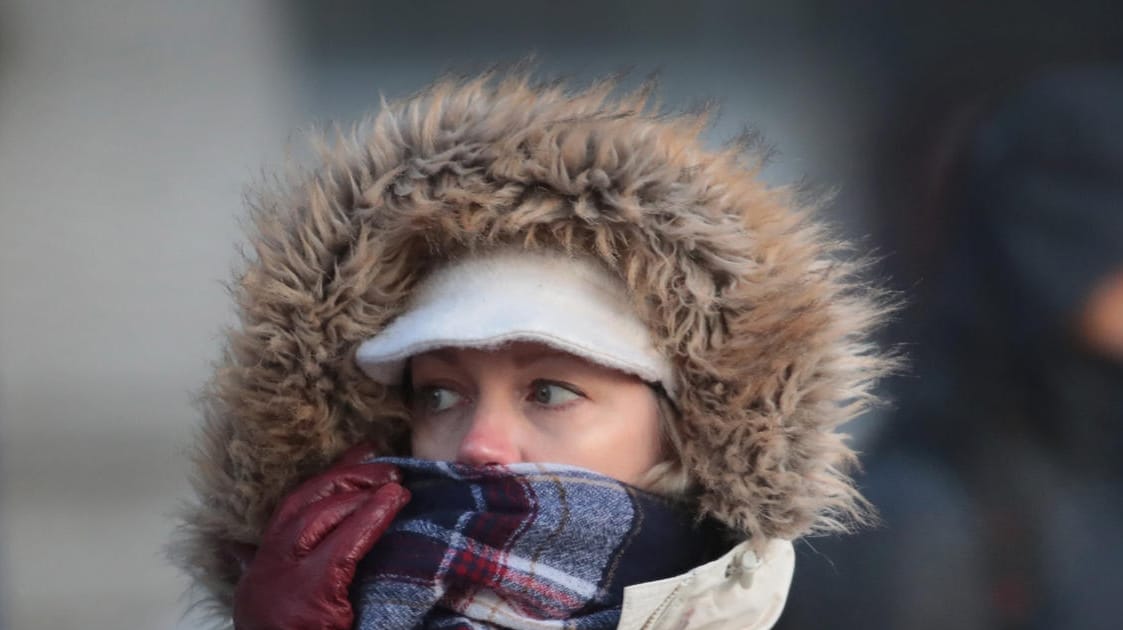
[279,489,372,557]
[337,442,380,467]
[318,482,411,568]
[270,463,402,531]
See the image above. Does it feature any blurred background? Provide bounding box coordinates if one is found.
[1,1,1120,628]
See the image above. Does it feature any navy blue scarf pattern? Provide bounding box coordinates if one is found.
[351,458,715,629]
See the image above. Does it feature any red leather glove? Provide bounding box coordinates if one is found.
[231,444,410,630]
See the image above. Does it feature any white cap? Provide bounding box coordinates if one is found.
[355,248,676,397]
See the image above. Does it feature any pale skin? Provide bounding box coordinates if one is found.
[407,341,665,486]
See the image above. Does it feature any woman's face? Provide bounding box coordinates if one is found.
[408,341,664,486]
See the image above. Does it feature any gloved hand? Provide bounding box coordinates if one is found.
[230,443,410,630]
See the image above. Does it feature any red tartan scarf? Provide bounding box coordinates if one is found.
[351,458,720,629]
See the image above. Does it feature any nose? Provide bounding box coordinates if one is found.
[455,398,522,466]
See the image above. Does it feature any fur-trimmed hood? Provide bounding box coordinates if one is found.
[173,71,895,618]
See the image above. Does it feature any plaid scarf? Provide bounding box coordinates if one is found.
[351,458,717,630]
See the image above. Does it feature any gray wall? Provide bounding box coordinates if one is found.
[0,2,296,628]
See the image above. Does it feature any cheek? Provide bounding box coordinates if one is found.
[622,404,664,465]
[557,392,663,482]
[622,396,665,473]
[409,422,454,460]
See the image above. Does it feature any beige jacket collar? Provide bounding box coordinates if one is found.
[618,538,794,630]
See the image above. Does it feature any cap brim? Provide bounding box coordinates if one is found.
[354,250,675,395]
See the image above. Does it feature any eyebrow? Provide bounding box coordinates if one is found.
[414,345,580,369]
[415,348,460,366]
[511,347,575,369]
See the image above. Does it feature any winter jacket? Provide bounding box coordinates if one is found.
[620,538,793,629]
[171,71,892,628]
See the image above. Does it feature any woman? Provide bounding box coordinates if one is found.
[172,71,894,629]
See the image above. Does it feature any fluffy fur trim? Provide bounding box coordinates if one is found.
[171,70,896,620]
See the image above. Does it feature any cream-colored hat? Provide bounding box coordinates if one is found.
[355,248,676,397]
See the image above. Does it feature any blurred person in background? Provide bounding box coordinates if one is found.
[780,64,1123,630]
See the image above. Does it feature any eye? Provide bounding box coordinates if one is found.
[416,386,464,414]
[529,381,582,407]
